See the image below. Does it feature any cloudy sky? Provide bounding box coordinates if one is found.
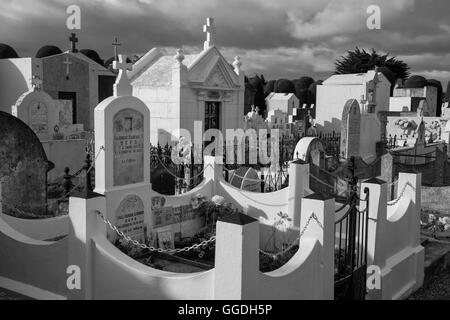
[1,0,450,86]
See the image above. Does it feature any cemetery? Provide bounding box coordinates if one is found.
[0,12,450,301]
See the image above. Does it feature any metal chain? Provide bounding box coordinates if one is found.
[97,212,216,254]
[153,155,210,181]
[310,174,335,189]
[387,182,416,206]
[259,212,323,259]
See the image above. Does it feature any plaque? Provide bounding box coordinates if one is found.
[113,109,144,186]
[116,195,145,242]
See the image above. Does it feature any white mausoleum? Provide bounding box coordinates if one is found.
[265,92,300,115]
[128,18,245,145]
[315,69,391,133]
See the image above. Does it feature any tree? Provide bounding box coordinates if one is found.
[335,47,410,81]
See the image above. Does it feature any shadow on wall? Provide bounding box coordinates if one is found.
[0,60,30,113]
[316,118,342,134]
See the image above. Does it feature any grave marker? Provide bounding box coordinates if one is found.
[94,54,152,243]
[340,99,361,159]
[12,88,59,141]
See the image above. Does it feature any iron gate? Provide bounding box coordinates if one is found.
[334,158,370,300]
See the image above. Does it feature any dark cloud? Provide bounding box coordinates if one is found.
[0,0,449,85]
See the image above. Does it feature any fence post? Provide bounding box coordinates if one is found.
[214,213,259,300]
[360,178,388,300]
[300,193,335,299]
[288,160,310,228]
[67,191,107,300]
[63,167,73,197]
[84,153,93,192]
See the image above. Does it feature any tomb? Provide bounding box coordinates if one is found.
[390,76,438,116]
[129,17,245,145]
[0,111,52,216]
[0,35,116,131]
[315,69,391,133]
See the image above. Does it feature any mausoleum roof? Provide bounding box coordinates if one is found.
[0,43,19,59]
[405,75,428,89]
[36,45,62,58]
[266,92,297,101]
[129,46,239,88]
[323,70,380,85]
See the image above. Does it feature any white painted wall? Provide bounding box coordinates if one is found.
[0,58,42,113]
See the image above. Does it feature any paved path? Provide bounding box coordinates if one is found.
[0,288,33,300]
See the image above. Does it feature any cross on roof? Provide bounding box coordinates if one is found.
[70,33,78,53]
[112,37,121,60]
[203,17,216,50]
[31,75,43,91]
[63,56,73,78]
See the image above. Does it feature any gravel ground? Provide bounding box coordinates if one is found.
[408,268,450,300]
[0,288,33,300]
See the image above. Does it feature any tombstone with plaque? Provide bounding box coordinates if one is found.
[12,84,58,141]
[94,54,152,242]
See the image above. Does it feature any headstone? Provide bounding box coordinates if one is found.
[94,54,152,243]
[340,99,361,159]
[12,89,58,141]
[115,194,145,242]
[0,111,51,216]
[113,108,144,186]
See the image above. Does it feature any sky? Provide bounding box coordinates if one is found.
[1,0,450,86]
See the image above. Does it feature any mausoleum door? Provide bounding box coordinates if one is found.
[205,101,220,131]
[58,92,77,124]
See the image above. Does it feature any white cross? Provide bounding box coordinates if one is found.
[113,54,132,73]
[113,54,133,97]
[63,57,73,78]
[203,17,216,50]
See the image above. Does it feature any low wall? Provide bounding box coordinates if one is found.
[91,235,215,300]
[0,215,68,299]
[362,173,424,300]
[1,214,68,240]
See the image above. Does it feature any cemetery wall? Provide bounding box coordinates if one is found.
[0,215,68,299]
[0,58,42,113]
[150,180,213,240]
[1,214,68,241]
[362,173,424,300]
[42,139,86,182]
[91,235,215,299]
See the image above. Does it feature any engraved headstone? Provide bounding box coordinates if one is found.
[340,99,361,159]
[113,108,144,186]
[115,194,145,242]
[12,89,58,141]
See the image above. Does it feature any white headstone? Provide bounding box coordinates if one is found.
[12,89,58,141]
[94,67,152,243]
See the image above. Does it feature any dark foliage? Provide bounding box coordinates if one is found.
[335,47,410,81]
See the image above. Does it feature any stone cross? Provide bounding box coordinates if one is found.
[112,36,121,61]
[203,17,216,50]
[63,56,73,78]
[69,33,78,53]
[113,54,133,96]
[31,75,43,91]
